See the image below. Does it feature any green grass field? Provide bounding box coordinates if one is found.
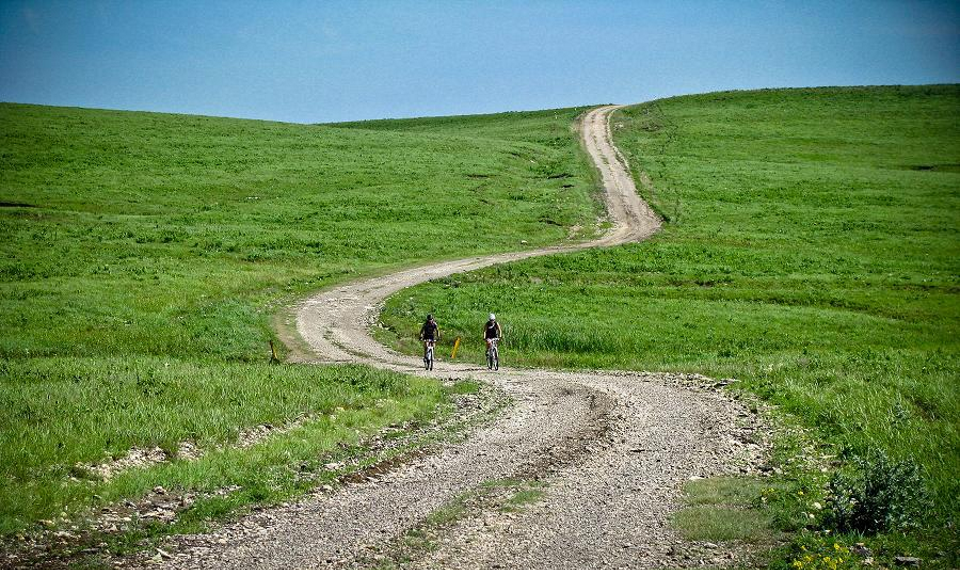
[0,103,600,537]
[379,86,960,539]
[4,86,958,565]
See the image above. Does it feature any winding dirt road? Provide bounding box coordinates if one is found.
[160,107,765,569]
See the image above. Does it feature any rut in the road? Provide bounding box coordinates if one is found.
[151,106,768,570]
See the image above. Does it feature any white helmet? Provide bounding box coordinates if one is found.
[489,313,496,321]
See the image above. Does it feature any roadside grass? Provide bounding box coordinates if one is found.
[378,86,960,556]
[0,103,601,539]
[672,477,780,544]
[674,507,773,544]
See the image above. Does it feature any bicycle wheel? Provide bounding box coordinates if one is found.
[493,347,499,371]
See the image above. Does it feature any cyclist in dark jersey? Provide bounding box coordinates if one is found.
[483,313,502,352]
[419,314,440,360]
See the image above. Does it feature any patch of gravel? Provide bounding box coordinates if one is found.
[387,372,770,570]
[80,446,171,481]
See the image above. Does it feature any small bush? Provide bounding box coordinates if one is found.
[823,451,930,533]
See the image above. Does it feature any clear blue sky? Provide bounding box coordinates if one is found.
[1,0,957,123]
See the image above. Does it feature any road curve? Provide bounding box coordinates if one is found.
[160,107,765,569]
[295,105,659,368]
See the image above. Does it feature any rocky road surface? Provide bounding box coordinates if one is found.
[156,106,767,569]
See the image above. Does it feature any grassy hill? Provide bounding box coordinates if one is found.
[0,103,600,538]
[4,86,958,564]
[380,86,960,560]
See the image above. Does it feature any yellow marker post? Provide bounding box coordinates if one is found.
[451,336,461,359]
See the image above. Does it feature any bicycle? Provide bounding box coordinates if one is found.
[486,338,499,371]
[423,340,436,371]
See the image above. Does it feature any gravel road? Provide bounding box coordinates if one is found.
[155,106,767,569]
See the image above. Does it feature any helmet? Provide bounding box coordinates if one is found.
[489,313,496,321]
[426,314,434,321]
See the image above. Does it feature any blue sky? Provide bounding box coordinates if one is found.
[1,0,957,123]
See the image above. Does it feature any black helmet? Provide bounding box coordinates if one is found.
[426,314,433,321]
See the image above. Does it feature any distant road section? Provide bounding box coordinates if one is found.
[295,105,660,367]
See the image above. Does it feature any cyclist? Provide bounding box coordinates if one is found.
[419,314,440,361]
[483,313,502,355]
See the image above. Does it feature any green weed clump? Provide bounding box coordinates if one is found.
[822,451,930,534]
